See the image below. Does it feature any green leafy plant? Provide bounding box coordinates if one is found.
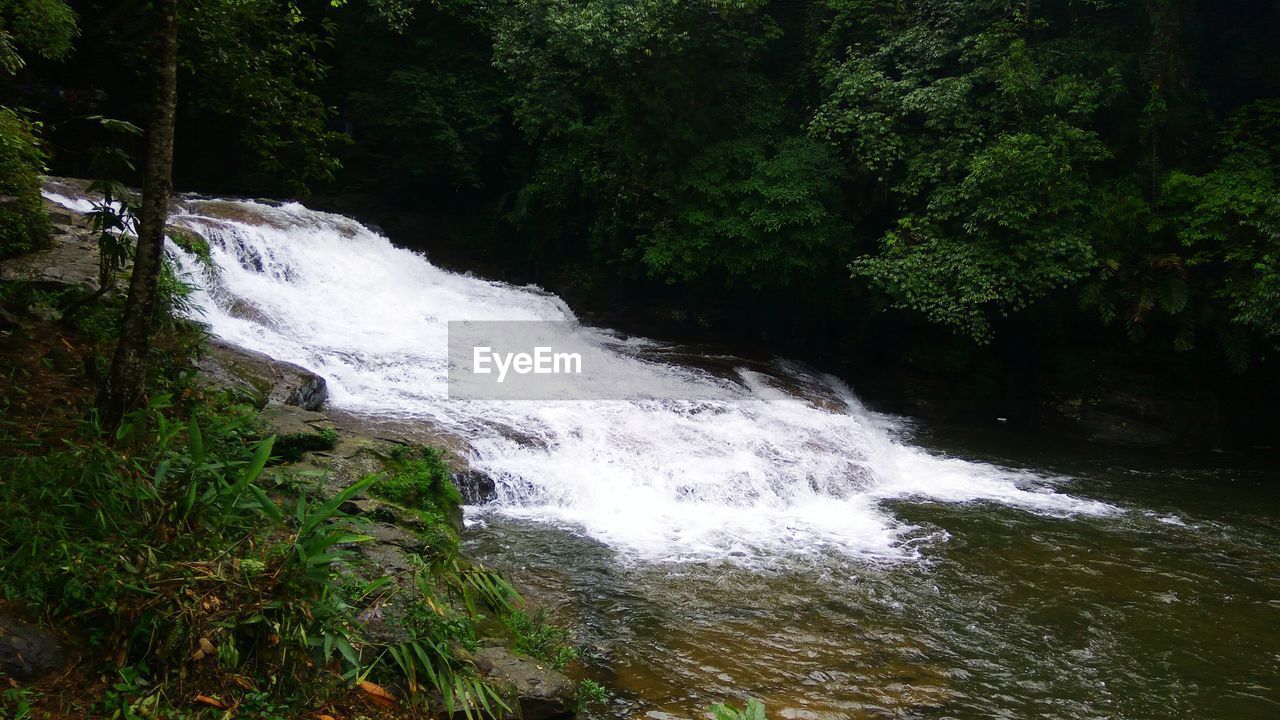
[577,679,606,711]
[504,607,577,670]
[59,116,141,322]
[0,106,51,259]
[709,698,767,720]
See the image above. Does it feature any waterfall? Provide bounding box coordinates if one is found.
[45,185,1114,563]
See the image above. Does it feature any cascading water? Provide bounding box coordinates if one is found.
[44,185,1113,562]
[43,183,1280,719]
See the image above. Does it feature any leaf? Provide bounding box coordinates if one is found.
[189,418,205,465]
[218,437,276,520]
[335,635,360,672]
[358,680,397,707]
[194,695,228,709]
[248,484,283,523]
[298,474,376,538]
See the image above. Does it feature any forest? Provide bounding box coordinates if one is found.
[2,1,1280,719]
[4,0,1280,443]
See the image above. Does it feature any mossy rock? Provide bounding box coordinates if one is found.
[258,404,338,462]
[167,224,216,273]
[369,446,465,542]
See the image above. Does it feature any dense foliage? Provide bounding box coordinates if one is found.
[0,106,49,258]
[2,0,1278,416]
[280,0,1278,383]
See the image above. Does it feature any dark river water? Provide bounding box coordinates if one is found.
[466,427,1280,720]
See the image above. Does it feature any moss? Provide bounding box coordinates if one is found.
[370,446,464,548]
[273,426,338,462]
[167,225,216,273]
[0,108,52,259]
[374,446,462,510]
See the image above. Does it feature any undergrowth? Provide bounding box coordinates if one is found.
[505,608,577,670]
[0,310,520,720]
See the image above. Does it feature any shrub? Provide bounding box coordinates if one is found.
[373,446,463,526]
[0,107,51,259]
[504,607,577,670]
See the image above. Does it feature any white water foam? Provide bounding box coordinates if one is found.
[44,188,1116,562]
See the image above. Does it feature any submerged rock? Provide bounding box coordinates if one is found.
[0,616,64,680]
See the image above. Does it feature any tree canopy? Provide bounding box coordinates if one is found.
[3,0,1279,381]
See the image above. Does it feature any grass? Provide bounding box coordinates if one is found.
[372,446,463,512]
[504,608,577,670]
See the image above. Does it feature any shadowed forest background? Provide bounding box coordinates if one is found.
[6,0,1280,448]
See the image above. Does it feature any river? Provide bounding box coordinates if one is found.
[45,184,1280,718]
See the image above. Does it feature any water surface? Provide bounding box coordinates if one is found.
[467,438,1280,719]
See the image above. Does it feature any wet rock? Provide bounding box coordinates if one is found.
[455,468,497,504]
[0,616,64,680]
[472,645,576,720]
[258,403,338,462]
[362,522,427,554]
[259,403,331,436]
[1077,408,1177,447]
[0,216,104,292]
[315,442,395,499]
[356,541,418,576]
[1046,390,1182,447]
[338,496,384,518]
[196,339,327,410]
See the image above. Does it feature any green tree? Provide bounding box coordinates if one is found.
[99,0,179,425]
[0,0,76,258]
[491,0,847,290]
[0,0,76,73]
[811,0,1128,341]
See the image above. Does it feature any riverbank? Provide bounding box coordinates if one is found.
[0,187,581,719]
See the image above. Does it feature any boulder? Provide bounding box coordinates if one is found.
[455,468,497,505]
[0,616,64,680]
[1046,389,1182,447]
[0,214,103,292]
[473,645,576,720]
[195,339,327,410]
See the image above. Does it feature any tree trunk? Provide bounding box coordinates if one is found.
[98,0,179,428]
